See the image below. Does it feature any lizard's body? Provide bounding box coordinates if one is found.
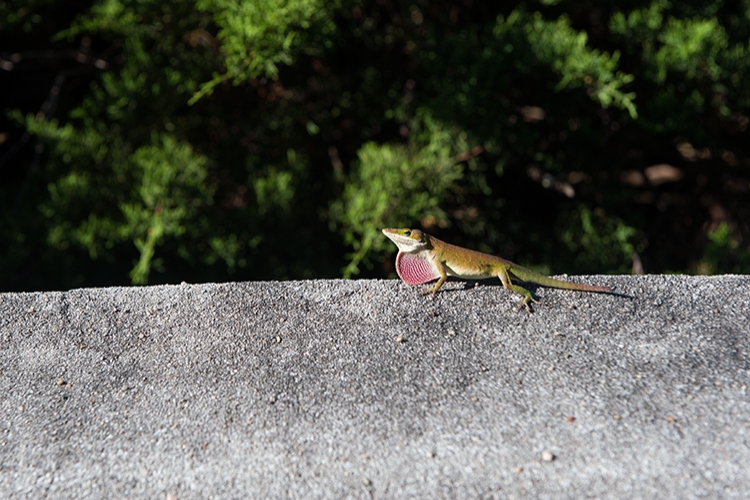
[382,228,611,311]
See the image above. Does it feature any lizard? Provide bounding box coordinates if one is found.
[382,227,612,311]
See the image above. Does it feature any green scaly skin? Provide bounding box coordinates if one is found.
[382,228,612,312]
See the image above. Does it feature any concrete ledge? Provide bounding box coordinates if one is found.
[1,276,749,498]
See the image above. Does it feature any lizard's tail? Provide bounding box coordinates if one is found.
[509,266,612,293]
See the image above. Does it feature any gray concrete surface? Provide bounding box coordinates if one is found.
[1,275,749,498]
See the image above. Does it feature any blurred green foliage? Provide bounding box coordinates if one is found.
[331,112,466,277]
[190,0,338,102]
[1,0,749,290]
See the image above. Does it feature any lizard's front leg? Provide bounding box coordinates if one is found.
[422,260,448,295]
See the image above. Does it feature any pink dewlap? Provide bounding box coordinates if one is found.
[395,252,440,285]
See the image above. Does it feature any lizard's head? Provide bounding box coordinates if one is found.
[382,228,431,253]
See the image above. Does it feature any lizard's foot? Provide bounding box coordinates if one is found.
[420,280,444,296]
[516,296,541,313]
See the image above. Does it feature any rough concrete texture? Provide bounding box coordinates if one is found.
[1,275,749,498]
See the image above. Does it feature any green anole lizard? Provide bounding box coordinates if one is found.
[382,228,611,311]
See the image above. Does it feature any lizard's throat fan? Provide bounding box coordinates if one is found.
[395,252,439,285]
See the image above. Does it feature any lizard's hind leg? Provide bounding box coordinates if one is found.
[498,269,540,312]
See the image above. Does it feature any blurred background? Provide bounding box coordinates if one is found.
[1,0,748,292]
